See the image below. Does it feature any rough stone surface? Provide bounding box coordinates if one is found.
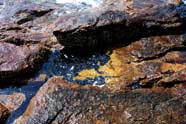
[73,34,186,90]
[0,0,186,124]
[14,77,186,124]
[53,0,186,47]
[0,18,50,86]
[0,42,48,85]
[0,93,26,112]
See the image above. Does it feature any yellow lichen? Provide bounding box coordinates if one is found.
[73,69,100,80]
[73,49,127,84]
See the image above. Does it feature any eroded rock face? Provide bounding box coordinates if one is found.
[0,42,48,85]
[53,0,186,47]
[14,77,186,124]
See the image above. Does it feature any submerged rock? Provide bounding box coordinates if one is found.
[14,77,186,124]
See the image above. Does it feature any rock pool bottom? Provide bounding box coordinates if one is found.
[31,48,110,86]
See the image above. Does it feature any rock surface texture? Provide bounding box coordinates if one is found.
[0,0,186,124]
[14,77,186,124]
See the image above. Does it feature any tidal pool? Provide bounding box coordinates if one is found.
[30,48,110,86]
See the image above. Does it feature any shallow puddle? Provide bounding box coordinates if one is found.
[30,48,110,85]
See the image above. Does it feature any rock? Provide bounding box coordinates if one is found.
[0,103,9,124]
[0,23,50,45]
[0,15,51,87]
[13,77,186,124]
[0,0,53,24]
[0,42,48,86]
[53,0,186,47]
[73,34,186,90]
[0,93,26,112]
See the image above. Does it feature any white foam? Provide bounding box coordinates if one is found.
[56,0,102,7]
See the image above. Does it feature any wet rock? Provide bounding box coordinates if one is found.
[72,34,186,90]
[53,0,186,47]
[13,77,186,124]
[0,103,9,124]
[0,42,48,86]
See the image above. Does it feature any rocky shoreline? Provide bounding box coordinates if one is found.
[0,0,186,124]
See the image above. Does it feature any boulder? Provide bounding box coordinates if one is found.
[53,0,186,47]
[0,42,48,86]
[13,77,186,124]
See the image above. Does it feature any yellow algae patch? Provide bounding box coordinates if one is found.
[99,49,124,77]
[38,74,47,80]
[73,47,142,87]
[73,49,125,81]
[73,69,100,80]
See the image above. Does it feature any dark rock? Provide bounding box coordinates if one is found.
[13,77,186,124]
[53,0,185,47]
[0,103,9,124]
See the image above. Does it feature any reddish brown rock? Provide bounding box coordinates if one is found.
[53,0,185,47]
[72,34,186,90]
[0,23,51,45]
[0,42,48,85]
[13,77,186,124]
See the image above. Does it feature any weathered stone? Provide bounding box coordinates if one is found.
[0,23,51,45]
[0,103,9,124]
[13,77,186,124]
[0,93,26,112]
[53,0,186,47]
[72,34,186,90]
[0,0,53,24]
[0,42,48,85]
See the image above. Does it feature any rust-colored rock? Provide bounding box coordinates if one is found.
[13,77,186,124]
[53,0,186,47]
[0,42,48,85]
[73,34,186,90]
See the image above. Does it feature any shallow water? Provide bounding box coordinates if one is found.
[4,48,110,123]
[31,49,109,85]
